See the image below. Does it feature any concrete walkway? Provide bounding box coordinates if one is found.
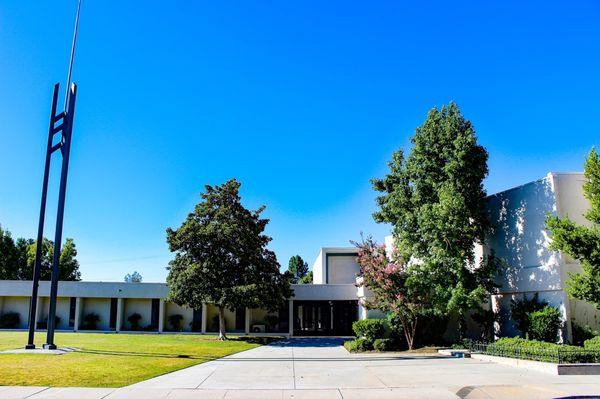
[2,338,600,398]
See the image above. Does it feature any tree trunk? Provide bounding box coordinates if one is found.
[218,307,227,340]
[400,316,417,351]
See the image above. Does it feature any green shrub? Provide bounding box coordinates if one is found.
[510,293,547,337]
[168,314,184,331]
[82,313,100,330]
[374,338,395,352]
[528,306,562,342]
[128,313,142,331]
[0,312,20,328]
[584,336,600,350]
[571,322,598,346]
[344,338,373,352]
[352,319,385,341]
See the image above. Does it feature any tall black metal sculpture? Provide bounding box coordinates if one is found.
[26,0,81,350]
[26,84,77,350]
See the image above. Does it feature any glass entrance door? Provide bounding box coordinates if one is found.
[293,300,357,336]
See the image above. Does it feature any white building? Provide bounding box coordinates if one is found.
[0,172,598,340]
[480,172,600,340]
[0,250,362,337]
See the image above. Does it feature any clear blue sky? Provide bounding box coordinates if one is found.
[1,1,599,282]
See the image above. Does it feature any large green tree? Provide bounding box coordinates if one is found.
[287,255,309,284]
[547,148,600,308]
[0,226,28,279]
[372,103,496,336]
[0,225,80,281]
[166,179,293,339]
[24,238,81,281]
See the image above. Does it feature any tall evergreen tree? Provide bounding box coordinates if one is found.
[166,179,293,339]
[287,255,309,283]
[372,103,496,336]
[547,148,600,308]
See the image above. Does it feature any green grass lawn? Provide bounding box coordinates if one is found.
[0,331,264,387]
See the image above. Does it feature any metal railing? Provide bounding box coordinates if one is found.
[470,342,600,364]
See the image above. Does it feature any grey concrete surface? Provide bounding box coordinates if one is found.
[2,338,600,398]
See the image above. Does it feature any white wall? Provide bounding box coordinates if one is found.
[164,302,194,332]
[553,173,600,332]
[483,176,569,338]
[123,298,152,330]
[205,305,236,332]
[39,297,71,330]
[312,251,324,284]
[0,296,30,328]
[327,255,360,284]
[81,298,111,330]
[312,248,359,284]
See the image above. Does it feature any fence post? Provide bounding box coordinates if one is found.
[557,348,561,364]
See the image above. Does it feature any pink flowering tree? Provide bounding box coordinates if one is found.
[354,236,431,350]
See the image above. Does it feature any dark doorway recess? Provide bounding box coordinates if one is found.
[109,298,118,329]
[293,300,357,336]
[235,308,245,331]
[191,308,202,332]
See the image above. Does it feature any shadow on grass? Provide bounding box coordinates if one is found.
[73,337,282,360]
[76,348,222,360]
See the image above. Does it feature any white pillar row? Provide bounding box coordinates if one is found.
[288,299,294,337]
[158,299,165,333]
[201,303,207,333]
[116,298,123,332]
[73,297,81,332]
[245,308,251,335]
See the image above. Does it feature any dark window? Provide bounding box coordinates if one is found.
[69,297,76,327]
[235,308,245,331]
[109,298,118,329]
[192,308,202,332]
[150,299,160,329]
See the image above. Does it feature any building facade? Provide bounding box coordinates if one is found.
[0,172,598,340]
[0,249,362,337]
[478,172,600,341]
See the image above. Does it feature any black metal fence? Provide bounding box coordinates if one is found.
[470,342,600,364]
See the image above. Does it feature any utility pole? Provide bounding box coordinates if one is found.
[26,0,82,350]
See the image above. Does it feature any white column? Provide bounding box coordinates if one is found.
[35,296,43,329]
[73,297,81,332]
[288,299,294,337]
[201,303,207,333]
[116,298,123,332]
[158,299,165,333]
[245,308,251,335]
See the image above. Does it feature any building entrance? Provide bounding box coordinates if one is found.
[293,300,357,336]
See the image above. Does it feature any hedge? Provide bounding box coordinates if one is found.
[479,337,600,364]
[344,338,373,352]
[584,336,600,351]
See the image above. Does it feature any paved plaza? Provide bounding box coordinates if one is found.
[1,338,599,398]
